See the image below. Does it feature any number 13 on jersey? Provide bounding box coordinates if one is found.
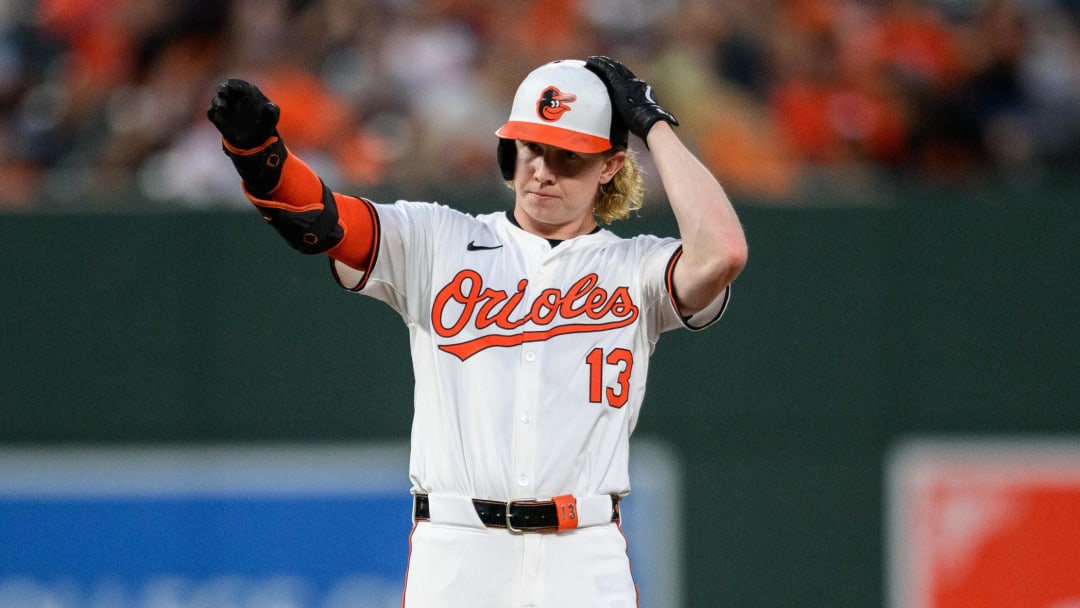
[586,348,633,408]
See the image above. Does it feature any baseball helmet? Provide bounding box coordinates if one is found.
[495,59,628,180]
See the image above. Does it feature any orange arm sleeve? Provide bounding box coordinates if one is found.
[326,192,377,270]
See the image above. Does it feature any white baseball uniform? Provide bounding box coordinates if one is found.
[211,54,741,608]
[330,199,729,607]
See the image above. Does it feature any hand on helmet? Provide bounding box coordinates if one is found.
[585,56,678,143]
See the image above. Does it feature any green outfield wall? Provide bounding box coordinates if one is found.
[2,197,1078,607]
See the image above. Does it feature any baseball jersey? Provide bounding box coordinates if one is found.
[331,200,729,503]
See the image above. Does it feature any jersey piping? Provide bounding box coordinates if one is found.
[665,246,731,330]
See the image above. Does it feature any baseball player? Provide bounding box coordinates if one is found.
[208,56,747,607]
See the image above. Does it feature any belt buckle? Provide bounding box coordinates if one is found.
[505,499,532,533]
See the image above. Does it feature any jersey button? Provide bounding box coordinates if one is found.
[521,413,532,424]
[517,476,529,487]
[524,351,536,362]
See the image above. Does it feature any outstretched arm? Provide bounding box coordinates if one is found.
[207,79,375,270]
[585,57,747,315]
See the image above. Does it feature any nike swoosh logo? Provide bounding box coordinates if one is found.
[467,241,503,251]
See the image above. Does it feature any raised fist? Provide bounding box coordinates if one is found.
[207,78,280,149]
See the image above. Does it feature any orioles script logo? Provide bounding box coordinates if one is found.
[432,269,638,360]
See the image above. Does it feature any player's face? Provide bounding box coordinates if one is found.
[511,140,625,240]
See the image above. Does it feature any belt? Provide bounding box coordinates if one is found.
[413,494,619,533]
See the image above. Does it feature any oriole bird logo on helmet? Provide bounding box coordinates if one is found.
[537,86,576,122]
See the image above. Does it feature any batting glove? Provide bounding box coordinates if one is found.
[207,78,280,150]
[585,56,678,143]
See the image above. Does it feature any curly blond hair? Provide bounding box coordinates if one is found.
[594,148,644,224]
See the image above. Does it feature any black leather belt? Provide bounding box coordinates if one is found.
[413,494,619,533]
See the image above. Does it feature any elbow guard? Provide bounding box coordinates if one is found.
[225,135,344,255]
[251,180,344,255]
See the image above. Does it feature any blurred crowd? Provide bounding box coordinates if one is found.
[0,0,1078,211]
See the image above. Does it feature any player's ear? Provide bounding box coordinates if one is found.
[598,150,626,185]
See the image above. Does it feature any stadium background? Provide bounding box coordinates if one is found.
[2,0,1079,606]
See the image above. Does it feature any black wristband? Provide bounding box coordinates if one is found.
[223,134,286,198]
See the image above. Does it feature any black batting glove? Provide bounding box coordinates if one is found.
[207,78,280,150]
[585,56,678,143]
